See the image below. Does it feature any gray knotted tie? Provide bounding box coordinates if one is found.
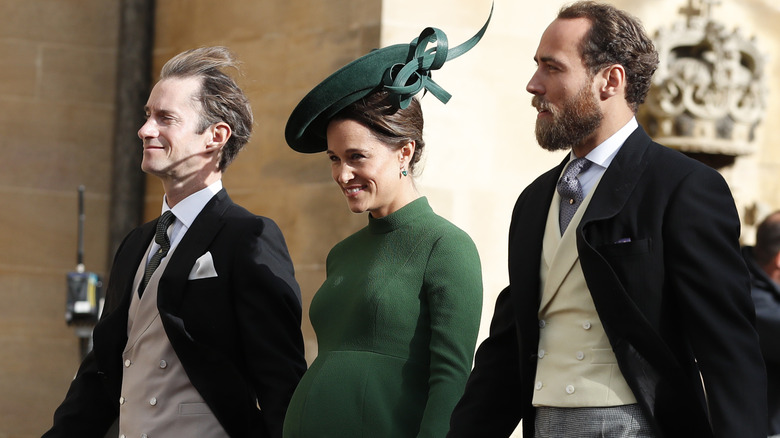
[557,157,591,235]
[139,210,175,296]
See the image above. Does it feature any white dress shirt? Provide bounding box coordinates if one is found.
[570,117,638,198]
[146,180,222,266]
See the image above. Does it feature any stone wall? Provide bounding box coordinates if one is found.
[0,0,120,435]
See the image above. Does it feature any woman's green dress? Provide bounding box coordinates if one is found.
[283,197,483,437]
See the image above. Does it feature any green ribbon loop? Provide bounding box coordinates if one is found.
[382,2,493,109]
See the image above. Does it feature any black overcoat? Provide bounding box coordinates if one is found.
[44,189,307,438]
[449,127,767,437]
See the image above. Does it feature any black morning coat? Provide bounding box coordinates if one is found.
[44,189,307,438]
[448,126,768,437]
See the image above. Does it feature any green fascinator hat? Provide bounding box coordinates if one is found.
[285,4,493,153]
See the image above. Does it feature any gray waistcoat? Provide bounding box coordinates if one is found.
[118,241,228,438]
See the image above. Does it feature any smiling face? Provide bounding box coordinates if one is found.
[138,76,223,192]
[527,17,604,153]
[326,118,416,218]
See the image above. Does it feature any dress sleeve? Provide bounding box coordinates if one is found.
[417,228,483,438]
[446,286,524,437]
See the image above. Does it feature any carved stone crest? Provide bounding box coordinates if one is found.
[639,0,767,156]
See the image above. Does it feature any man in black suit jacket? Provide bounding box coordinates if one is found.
[448,2,766,437]
[742,211,780,436]
[44,47,306,438]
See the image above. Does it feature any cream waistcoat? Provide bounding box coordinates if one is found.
[532,175,636,407]
[118,240,228,438]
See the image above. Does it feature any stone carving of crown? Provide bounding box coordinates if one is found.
[639,0,767,156]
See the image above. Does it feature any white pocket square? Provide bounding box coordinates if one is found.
[188,251,218,280]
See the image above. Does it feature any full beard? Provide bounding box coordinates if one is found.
[532,84,603,152]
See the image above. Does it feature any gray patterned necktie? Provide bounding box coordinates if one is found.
[557,157,591,235]
[139,210,175,296]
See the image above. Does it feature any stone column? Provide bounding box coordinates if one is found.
[108,0,156,266]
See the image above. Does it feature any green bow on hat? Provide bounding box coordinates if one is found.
[285,3,493,153]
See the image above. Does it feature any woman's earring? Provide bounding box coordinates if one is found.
[401,169,408,177]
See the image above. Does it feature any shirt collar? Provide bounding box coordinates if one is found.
[162,180,222,229]
[569,117,638,168]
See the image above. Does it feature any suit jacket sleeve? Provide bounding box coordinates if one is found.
[40,349,119,437]
[663,165,767,436]
[41,226,146,437]
[232,216,306,437]
[753,286,780,363]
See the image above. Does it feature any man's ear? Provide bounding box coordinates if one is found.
[598,64,626,100]
[206,122,232,153]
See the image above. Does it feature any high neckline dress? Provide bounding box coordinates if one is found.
[283,197,483,438]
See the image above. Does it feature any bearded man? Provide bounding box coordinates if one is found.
[447,2,767,437]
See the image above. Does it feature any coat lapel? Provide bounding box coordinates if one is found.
[92,221,155,393]
[156,189,231,312]
[575,127,676,360]
[579,127,653,228]
[98,224,155,327]
[576,126,654,322]
[508,159,566,325]
[515,128,654,317]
